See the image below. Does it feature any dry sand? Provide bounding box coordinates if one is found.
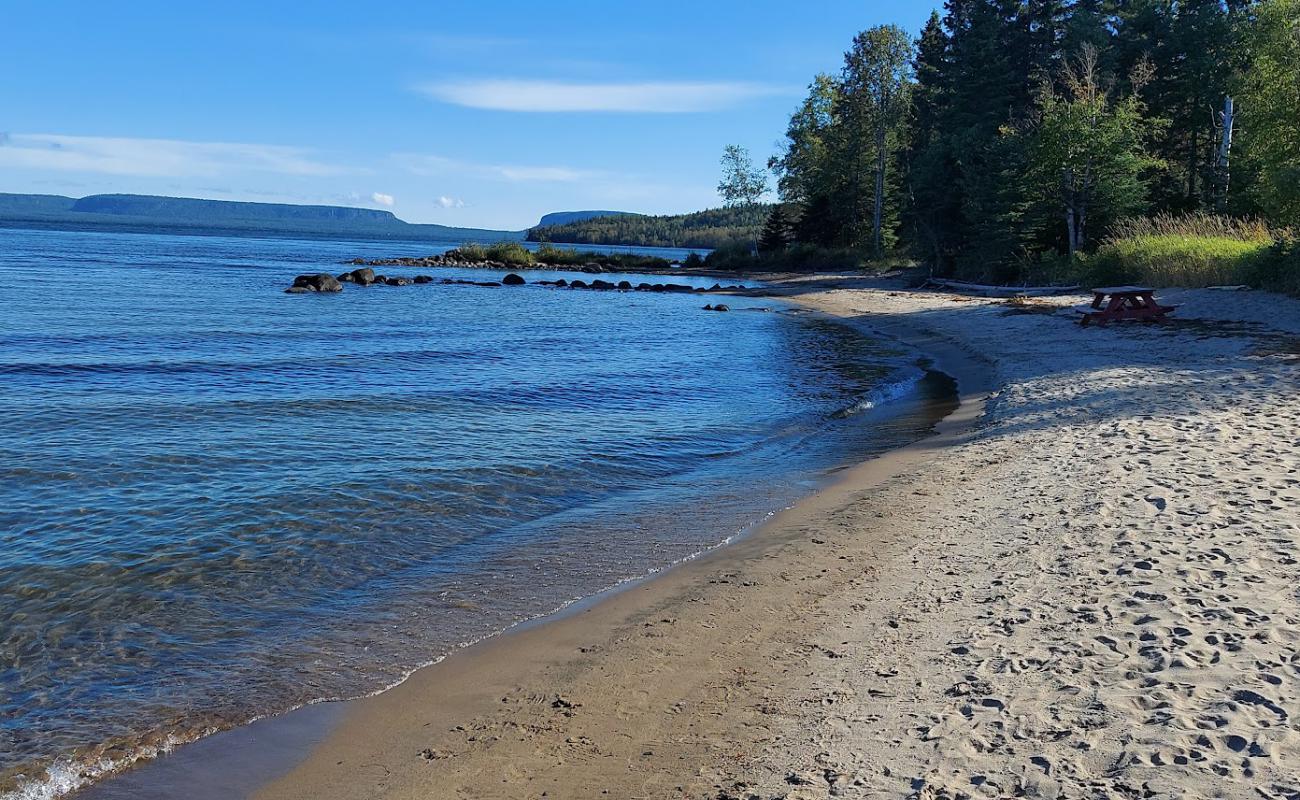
[255,279,1300,800]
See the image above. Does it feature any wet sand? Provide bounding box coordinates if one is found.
[224,280,1300,798]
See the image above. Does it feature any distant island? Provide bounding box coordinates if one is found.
[528,205,770,249]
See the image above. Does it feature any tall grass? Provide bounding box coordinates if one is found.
[1076,213,1299,292]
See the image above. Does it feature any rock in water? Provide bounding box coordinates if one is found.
[413,275,433,284]
[617,281,632,291]
[502,273,526,286]
[348,267,376,286]
[705,304,730,312]
[289,273,343,293]
[385,277,410,286]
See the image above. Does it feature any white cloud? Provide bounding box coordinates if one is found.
[398,153,603,184]
[436,196,465,208]
[0,133,345,177]
[371,191,395,206]
[417,79,782,113]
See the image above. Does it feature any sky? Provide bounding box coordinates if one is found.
[1,1,937,230]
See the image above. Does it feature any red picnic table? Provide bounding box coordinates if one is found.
[1077,286,1177,327]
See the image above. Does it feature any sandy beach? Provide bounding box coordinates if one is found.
[253,278,1300,800]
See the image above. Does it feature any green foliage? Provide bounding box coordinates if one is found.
[450,242,674,270]
[1240,0,1300,223]
[526,205,769,249]
[452,242,537,266]
[758,207,793,253]
[717,145,768,207]
[770,26,914,255]
[1019,47,1164,257]
[704,243,880,274]
[769,75,841,204]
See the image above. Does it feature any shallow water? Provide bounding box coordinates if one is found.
[0,227,952,797]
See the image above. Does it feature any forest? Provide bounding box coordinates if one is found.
[749,0,1299,288]
[526,205,770,249]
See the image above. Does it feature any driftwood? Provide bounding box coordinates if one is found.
[925,278,1081,298]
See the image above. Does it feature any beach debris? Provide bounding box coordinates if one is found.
[502,273,526,285]
[285,273,343,294]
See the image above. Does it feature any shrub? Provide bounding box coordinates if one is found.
[482,241,536,266]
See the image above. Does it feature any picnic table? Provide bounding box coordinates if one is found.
[1077,286,1177,326]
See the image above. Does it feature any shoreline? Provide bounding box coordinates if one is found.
[73,276,1300,798]
[61,280,967,800]
[239,282,996,800]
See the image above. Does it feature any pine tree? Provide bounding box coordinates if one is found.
[902,11,961,270]
[758,206,793,252]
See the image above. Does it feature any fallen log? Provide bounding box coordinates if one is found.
[925,278,1080,298]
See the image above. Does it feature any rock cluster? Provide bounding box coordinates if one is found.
[286,269,748,298]
[349,255,624,273]
[284,273,343,293]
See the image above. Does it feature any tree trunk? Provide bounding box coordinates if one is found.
[1215,96,1234,211]
[873,122,887,259]
[1066,208,1077,259]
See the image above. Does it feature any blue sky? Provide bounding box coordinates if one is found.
[1,1,936,229]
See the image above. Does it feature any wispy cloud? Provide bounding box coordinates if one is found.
[0,133,346,177]
[398,153,605,183]
[370,191,395,206]
[417,79,782,113]
[436,196,466,208]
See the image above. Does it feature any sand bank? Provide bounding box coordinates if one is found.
[253,279,1300,800]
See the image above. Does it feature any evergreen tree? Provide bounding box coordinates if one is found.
[758,206,793,252]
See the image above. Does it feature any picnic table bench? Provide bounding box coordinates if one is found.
[1077,286,1177,327]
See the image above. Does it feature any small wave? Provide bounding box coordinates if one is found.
[830,366,926,419]
[1,730,204,800]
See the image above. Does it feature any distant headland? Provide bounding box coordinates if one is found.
[0,193,764,249]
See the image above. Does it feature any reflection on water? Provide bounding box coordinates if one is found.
[0,227,953,796]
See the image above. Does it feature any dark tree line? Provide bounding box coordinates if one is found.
[526,205,771,250]
[767,0,1299,281]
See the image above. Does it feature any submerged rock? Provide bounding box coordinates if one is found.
[385,277,410,286]
[704,303,730,312]
[502,273,526,285]
[569,279,588,289]
[413,275,433,284]
[617,280,632,291]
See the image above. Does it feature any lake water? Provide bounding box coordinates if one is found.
[0,227,954,798]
